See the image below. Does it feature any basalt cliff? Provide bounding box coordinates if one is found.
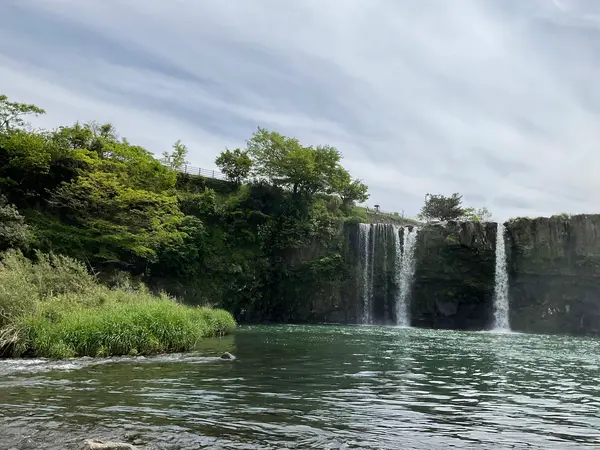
[300,214,600,336]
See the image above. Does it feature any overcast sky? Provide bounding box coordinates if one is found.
[1,0,599,220]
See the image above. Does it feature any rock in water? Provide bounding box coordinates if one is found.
[220,352,236,360]
[82,440,138,450]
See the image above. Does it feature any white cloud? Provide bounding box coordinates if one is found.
[1,0,600,220]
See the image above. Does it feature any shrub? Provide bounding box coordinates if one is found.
[0,251,236,358]
[0,250,97,327]
[13,300,235,358]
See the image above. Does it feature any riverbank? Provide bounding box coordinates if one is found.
[0,251,236,359]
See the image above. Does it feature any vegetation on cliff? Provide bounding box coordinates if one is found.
[418,193,491,223]
[0,93,370,325]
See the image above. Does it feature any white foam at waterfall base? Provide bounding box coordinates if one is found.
[395,226,419,327]
[493,223,511,331]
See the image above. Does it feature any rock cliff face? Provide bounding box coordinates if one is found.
[330,215,600,336]
[278,215,600,336]
[329,222,497,329]
[411,221,497,330]
[505,214,600,335]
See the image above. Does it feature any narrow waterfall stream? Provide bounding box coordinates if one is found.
[395,226,419,326]
[359,223,372,324]
[493,223,510,330]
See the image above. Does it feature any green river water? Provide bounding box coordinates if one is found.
[1,325,600,449]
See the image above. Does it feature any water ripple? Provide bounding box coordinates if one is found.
[1,325,600,449]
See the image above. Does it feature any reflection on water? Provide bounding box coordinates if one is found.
[1,326,600,449]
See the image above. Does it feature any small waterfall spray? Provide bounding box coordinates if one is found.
[359,223,373,324]
[368,224,377,322]
[393,226,402,323]
[395,226,419,326]
[380,224,390,323]
[493,223,510,330]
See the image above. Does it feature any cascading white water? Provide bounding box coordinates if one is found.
[393,226,402,324]
[359,223,373,324]
[493,223,510,330]
[393,226,404,324]
[381,224,390,323]
[368,224,377,323]
[395,226,419,326]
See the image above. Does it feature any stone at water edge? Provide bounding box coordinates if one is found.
[82,439,138,450]
[220,352,236,360]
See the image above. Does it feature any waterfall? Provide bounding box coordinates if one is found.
[359,223,373,324]
[493,223,510,330]
[368,224,377,322]
[380,224,390,323]
[358,223,419,325]
[395,226,419,326]
[393,227,404,324]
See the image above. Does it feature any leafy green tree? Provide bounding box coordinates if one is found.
[161,139,189,170]
[330,167,369,205]
[7,120,185,271]
[0,93,371,322]
[245,127,368,202]
[215,148,252,184]
[0,128,64,208]
[50,121,118,158]
[0,94,46,131]
[48,170,186,270]
[462,206,492,222]
[418,193,493,222]
[418,193,465,222]
[0,196,30,251]
[246,127,341,195]
[51,122,95,150]
[246,127,315,194]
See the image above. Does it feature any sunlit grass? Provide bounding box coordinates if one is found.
[0,250,236,359]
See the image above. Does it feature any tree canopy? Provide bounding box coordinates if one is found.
[215,148,252,184]
[418,193,465,222]
[0,93,371,322]
[462,206,492,223]
[0,94,46,131]
[161,139,189,170]
[417,193,492,222]
[245,127,368,203]
[0,195,30,251]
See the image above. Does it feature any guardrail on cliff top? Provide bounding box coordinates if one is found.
[165,163,230,182]
[356,205,422,224]
[165,166,419,222]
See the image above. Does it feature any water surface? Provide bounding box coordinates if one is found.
[1,325,600,449]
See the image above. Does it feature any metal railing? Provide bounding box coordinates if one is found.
[165,166,419,220]
[164,163,229,181]
[359,205,403,217]
[358,205,422,223]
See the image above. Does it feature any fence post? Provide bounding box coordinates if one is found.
[184,164,187,174]
[212,170,215,178]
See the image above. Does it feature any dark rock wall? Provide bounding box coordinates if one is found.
[411,221,497,330]
[318,215,600,336]
[505,214,600,335]
[337,221,499,330]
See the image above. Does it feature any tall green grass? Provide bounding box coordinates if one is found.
[0,251,236,359]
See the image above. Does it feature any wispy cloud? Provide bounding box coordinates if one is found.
[1,0,599,220]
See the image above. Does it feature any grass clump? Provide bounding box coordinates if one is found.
[0,251,236,359]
